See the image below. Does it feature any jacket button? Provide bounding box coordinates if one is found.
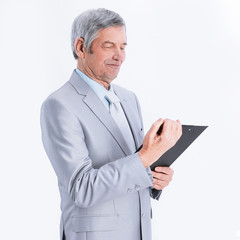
[134,185,140,191]
[141,213,146,218]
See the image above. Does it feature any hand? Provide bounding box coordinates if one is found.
[139,118,182,168]
[152,167,174,190]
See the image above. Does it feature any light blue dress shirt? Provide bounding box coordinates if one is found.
[75,68,113,111]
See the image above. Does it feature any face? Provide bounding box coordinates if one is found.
[77,26,127,88]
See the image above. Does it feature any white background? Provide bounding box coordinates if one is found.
[0,0,239,239]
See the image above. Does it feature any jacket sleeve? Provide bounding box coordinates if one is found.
[40,98,153,208]
[133,93,163,200]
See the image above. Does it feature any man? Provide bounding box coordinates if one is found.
[40,8,182,240]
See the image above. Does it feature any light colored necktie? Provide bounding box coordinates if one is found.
[105,91,136,153]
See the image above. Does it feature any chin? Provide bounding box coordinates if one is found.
[103,74,118,83]
[108,76,118,83]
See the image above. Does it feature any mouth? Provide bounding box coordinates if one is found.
[107,63,121,67]
[106,64,121,71]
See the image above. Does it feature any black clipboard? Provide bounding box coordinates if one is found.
[137,125,208,170]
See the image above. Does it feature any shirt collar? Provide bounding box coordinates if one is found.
[75,68,114,99]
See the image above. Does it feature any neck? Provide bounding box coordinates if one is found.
[92,78,110,90]
[77,65,110,90]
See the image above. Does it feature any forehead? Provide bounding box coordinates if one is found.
[95,26,127,44]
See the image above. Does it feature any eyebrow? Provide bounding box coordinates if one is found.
[103,41,128,45]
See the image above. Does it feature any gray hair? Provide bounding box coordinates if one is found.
[71,8,125,59]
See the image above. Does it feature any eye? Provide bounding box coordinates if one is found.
[120,44,127,51]
[103,43,113,49]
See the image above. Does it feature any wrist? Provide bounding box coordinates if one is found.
[138,149,150,168]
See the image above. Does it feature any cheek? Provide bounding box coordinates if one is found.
[94,54,108,68]
[88,55,104,72]
[122,53,126,62]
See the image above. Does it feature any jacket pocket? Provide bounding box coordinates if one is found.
[71,214,118,233]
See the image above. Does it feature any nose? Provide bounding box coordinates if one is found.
[113,47,125,62]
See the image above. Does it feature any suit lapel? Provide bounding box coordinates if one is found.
[69,71,132,156]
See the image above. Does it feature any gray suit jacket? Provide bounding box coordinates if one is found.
[40,70,161,240]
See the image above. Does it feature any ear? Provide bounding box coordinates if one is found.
[74,38,86,58]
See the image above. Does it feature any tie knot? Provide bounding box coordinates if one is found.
[105,91,120,104]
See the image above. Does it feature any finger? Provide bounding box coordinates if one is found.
[154,167,174,175]
[152,180,169,190]
[153,173,171,182]
[178,123,182,136]
[175,120,182,131]
[154,172,173,183]
[149,118,164,138]
[152,180,165,189]
[153,178,169,186]
[160,118,172,134]
[163,119,178,136]
[152,184,163,190]
[152,170,166,179]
